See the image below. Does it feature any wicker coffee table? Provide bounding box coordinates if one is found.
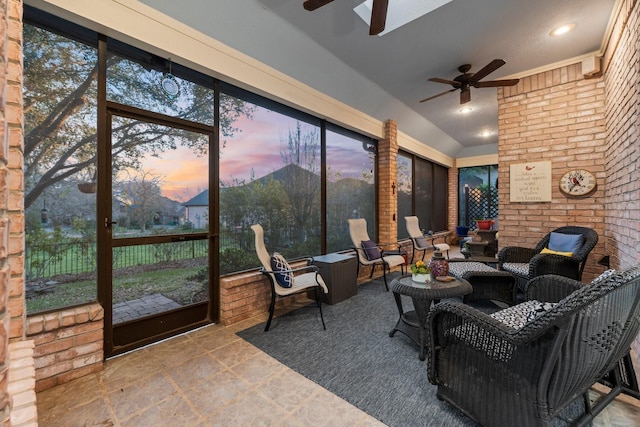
[389,274,472,360]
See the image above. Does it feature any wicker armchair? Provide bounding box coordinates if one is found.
[428,267,640,427]
[498,226,598,291]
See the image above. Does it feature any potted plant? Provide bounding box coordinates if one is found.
[474,218,494,230]
[410,260,431,283]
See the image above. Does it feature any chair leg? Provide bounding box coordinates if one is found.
[264,291,276,332]
[382,262,390,291]
[315,287,326,330]
[369,264,376,278]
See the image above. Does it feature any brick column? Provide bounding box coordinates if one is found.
[378,120,398,247]
[0,0,12,422]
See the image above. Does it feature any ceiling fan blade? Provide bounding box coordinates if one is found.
[428,77,462,87]
[369,0,388,35]
[474,79,520,88]
[419,89,456,103]
[303,0,334,11]
[460,88,471,104]
[468,59,506,83]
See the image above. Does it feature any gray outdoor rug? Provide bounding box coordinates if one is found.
[237,274,589,427]
[237,273,476,427]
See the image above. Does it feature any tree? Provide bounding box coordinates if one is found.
[279,122,321,242]
[117,170,164,232]
[23,23,255,210]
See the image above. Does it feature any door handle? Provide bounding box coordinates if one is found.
[104,218,117,228]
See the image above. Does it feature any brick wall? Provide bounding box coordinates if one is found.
[602,0,640,271]
[497,63,607,282]
[601,0,640,355]
[26,303,103,392]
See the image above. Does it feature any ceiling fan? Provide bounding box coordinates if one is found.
[420,59,520,104]
[303,0,389,35]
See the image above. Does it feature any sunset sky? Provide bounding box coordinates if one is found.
[132,107,373,203]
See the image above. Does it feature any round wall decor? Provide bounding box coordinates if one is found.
[559,169,596,196]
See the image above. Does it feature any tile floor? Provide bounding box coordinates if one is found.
[36,307,640,427]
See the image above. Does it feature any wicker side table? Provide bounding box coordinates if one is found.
[389,274,472,360]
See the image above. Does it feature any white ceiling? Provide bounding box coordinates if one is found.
[138,0,616,158]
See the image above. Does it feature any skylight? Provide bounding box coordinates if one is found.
[354,0,452,36]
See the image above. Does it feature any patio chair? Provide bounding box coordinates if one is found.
[428,267,640,427]
[348,218,405,291]
[498,225,598,292]
[251,224,328,331]
[404,216,450,263]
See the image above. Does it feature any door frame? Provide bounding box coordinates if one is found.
[98,101,219,358]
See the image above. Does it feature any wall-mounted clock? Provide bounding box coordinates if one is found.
[559,169,596,196]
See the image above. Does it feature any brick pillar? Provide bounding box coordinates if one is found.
[448,160,458,234]
[378,120,398,247]
[0,0,12,422]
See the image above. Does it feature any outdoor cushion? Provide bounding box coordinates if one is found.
[548,232,584,253]
[541,247,573,257]
[502,262,529,277]
[415,237,429,248]
[361,240,381,260]
[490,300,557,330]
[270,252,293,288]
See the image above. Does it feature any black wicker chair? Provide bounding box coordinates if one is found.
[428,267,640,427]
[498,226,598,292]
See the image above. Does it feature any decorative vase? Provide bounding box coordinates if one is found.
[428,250,449,280]
[411,273,429,283]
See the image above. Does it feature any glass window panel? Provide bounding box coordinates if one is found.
[433,164,448,231]
[106,50,215,125]
[326,128,376,252]
[110,117,209,237]
[219,98,321,273]
[24,23,99,313]
[458,165,498,229]
[415,158,433,232]
[397,153,413,239]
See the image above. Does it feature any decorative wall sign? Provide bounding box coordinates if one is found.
[509,161,552,202]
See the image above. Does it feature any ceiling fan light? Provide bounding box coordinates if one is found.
[550,23,576,37]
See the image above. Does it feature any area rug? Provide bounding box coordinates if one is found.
[237,273,476,427]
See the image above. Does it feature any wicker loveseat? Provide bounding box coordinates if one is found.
[428,267,640,427]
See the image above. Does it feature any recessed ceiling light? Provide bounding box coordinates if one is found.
[550,23,576,37]
[459,107,473,114]
[479,130,492,138]
[354,0,452,36]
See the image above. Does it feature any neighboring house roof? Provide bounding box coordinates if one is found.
[183,190,208,207]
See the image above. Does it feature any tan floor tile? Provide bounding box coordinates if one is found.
[35,314,640,427]
[183,369,252,417]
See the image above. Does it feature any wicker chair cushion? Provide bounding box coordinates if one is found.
[490,300,557,330]
[540,247,573,257]
[502,262,529,277]
[548,232,584,253]
[361,240,381,260]
[270,252,293,288]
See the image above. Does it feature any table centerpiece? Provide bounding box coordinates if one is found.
[410,260,431,283]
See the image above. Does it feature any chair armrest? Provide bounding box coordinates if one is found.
[260,264,320,275]
[498,246,538,264]
[524,274,584,302]
[528,253,581,280]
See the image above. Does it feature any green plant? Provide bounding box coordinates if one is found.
[410,260,431,275]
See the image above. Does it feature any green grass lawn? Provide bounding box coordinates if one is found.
[26,264,206,313]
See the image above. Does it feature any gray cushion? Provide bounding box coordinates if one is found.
[548,232,584,253]
[414,237,429,249]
